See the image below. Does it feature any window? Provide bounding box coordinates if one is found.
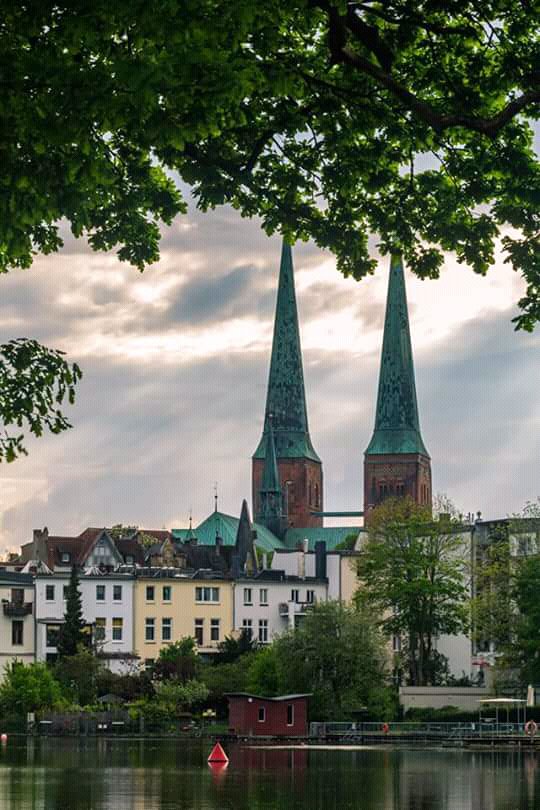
[112,617,123,642]
[96,585,105,602]
[12,620,23,646]
[11,588,24,605]
[113,585,122,602]
[287,704,294,726]
[146,585,155,602]
[291,589,299,603]
[258,706,266,723]
[61,552,71,564]
[63,585,69,601]
[395,482,405,497]
[314,483,320,508]
[46,624,60,648]
[242,619,253,640]
[392,635,401,652]
[94,617,106,642]
[259,588,268,606]
[45,585,55,602]
[145,618,155,642]
[194,618,204,646]
[195,586,219,603]
[162,585,171,602]
[308,482,312,506]
[258,619,268,644]
[243,588,252,606]
[306,590,315,604]
[210,618,220,642]
[162,617,172,642]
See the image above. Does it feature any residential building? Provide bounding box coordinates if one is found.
[234,571,327,642]
[271,542,360,602]
[34,572,136,673]
[0,571,35,674]
[133,571,234,666]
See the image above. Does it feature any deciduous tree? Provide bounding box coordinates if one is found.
[1,2,538,327]
[357,497,469,686]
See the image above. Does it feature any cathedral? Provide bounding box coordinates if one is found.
[175,241,431,551]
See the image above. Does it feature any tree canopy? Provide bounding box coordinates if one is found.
[1,1,539,327]
[57,566,87,658]
[357,496,470,686]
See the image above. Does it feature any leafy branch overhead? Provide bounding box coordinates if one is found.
[0,339,82,461]
[1,2,538,326]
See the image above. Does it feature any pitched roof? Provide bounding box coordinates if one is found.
[283,526,360,552]
[172,511,284,552]
[366,254,429,457]
[253,241,320,462]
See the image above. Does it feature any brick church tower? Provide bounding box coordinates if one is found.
[364,255,432,518]
[253,241,323,534]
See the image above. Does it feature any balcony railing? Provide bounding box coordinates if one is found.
[2,600,33,617]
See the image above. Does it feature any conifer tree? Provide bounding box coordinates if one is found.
[57,566,86,658]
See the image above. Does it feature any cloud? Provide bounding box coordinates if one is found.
[0,197,537,553]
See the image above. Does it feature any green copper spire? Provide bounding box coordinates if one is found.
[257,419,287,537]
[366,255,429,457]
[253,240,320,461]
[261,419,281,494]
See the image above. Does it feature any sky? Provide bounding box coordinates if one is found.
[0,199,538,554]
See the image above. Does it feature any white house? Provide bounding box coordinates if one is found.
[34,572,137,673]
[233,571,328,644]
[0,571,35,676]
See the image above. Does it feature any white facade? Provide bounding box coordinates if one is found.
[233,576,328,644]
[0,574,35,677]
[271,549,341,598]
[35,573,137,674]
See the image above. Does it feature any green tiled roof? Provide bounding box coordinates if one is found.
[172,511,284,552]
[253,241,321,463]
[366,255,429,458]
[283,526,360,552]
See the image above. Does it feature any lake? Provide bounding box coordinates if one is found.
[0,738,538,809]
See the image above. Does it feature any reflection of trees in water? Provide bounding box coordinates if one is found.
[0,740,540,808]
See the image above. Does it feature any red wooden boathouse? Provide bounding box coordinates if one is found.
[226,693,310,737]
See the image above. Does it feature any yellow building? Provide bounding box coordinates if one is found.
[133,574,234,666]
[0,572,35,676]
[339,552,361,603]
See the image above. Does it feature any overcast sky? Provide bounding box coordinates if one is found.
[0,197,538,553]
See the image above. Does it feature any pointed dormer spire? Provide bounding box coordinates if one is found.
[234,499,257,574]
[364,255,432,515]
[256,417,287,538]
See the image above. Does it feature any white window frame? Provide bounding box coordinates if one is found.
[259,588,268,606]
[146,585,155,603]
[162,617,172,642]
[258,706,266,723]
[145,617,155,642]
[45,584,55,602]
[112,617,123,642]
[258,618,268,644]
[243,587,252,606]
[96,584,106,602]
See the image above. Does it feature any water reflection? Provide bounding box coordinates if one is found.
[0,739,538,809]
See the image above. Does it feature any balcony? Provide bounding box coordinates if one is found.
[2,600,33,617]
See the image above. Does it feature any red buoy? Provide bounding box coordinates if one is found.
[208,741,229,763]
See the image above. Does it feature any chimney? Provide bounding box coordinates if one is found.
[315,541,327,581]
[261,552,268,571]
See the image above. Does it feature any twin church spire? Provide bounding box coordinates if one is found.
[253,243,432,534]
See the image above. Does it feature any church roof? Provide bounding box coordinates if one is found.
[260,420,281,494]
[253,241,320,462]
[283,526,360,552]
[172,511,285,552]
[365,255,429,457]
